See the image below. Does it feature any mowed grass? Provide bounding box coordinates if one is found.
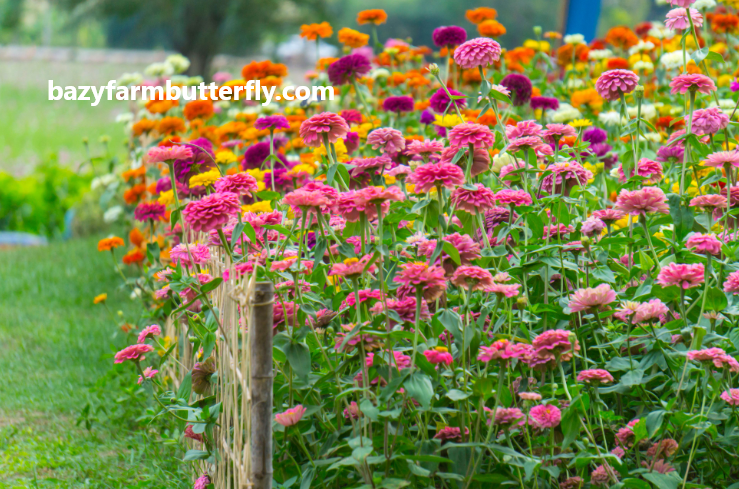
[0,60,144,176]
[0,237,189,488]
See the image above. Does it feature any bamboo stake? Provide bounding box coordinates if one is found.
[250,282,274,489]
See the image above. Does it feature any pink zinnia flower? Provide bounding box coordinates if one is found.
[370,296,431,323]
[146,145,193,164]
[633,299,669,323]
[137,366,159,384]
[408,162,465,193]
[495,189,533,207]
[487,283,521,298]
[453,37,502,69]
[491,407,525,427]
[394,262,447,301]
[448,123,496,149]
[450,184,497,214]
[518,392,542,401]
[182,192,241,233]
[687,348,739,372]
[506,136,548,154]
[541,162,593,194]
[541,123,577,144]
[114,344,154,363]
[194,474,211,489]
[670,74,716,95]
[532,329,579,361]
[214,172,259,196]
[581,217,606,237]
[451,265,495,291]
[170,243,211,267]
[505,120,543,139]
[137,324,162,343]
[283,188,330,210]
[591,465,618,487]
[387,165,412,177]
[668,0,696,6]
[657,262,705,289]
[593,208,626,223]
[690,194,727,211]
[724,270,739,294]
[275,405,307,426]
[367,127,406,154]
[614,187,670,215]
[687,233,722,255]
[690,107,729,135]
[577,369,614,385]
[568,284,616,313]
[665,7,703,31]
[406,139,445,156]
[594,69,640,101]
[299,112,350,147]
[720,388,739,406]
[529,404,561,429]
[703,151,739,168]
[329,256,377,279]
[434,426,467,442]
[478,339,518,363]
[620,158,664,184]
[424,348,454,366]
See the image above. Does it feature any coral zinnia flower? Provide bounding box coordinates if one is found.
[614,187,670,215]
[656,262,704,289]
[114,344,154,363]
[450,184,497,214]
[299,112,350,147]
[394,262,447,301]
[147,145,193,164]
[568,284,617,313]
[357,9,387,25]
[451,265,494,291]
[275,405,306,427]
[329,256,377,279]
[300,22,333,40]
[448,122,496,149]
[408,162,465,193]
[577,369,614,385]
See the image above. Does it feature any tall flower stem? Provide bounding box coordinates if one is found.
[681,90,697,197]
[640,215,660,271]
[268,128,276,192]
[410,287,424,369]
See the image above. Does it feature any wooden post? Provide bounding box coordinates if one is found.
[250,282,274,489]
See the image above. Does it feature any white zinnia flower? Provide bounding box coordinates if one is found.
[165,54,191,74]
[564,34,585,45]
[551,103,581,123]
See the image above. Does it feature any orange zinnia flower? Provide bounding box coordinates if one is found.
[122,248,146,265]
[606,57,630,70]
[338,28,369,49]
[300,22,333,40]
[241,60,288,81]
[157,117,186,135]
[605,26,638,49]
[129,228,146,247]
[478,20,506,38]
[357,9,387,26]
[132,118,157,136]
[711,13,739,34]
[98,236,125,252]
[183,99,214,121]
[466,7,497,25]
[123,184,147,204]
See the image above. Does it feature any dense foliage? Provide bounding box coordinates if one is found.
[96,2,739,488]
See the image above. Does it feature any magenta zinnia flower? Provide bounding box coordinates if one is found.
[275,405,307,426]
[214,172,259,196]
[595,69,639,101]
[500,73,533,107]
[194,474,211,489]
[327,53,371,85]
[408,162,465,193]
[453,37,502,69]
[670,74,716,95]
[394,262,447,301]
[687,233,722,256]
[657,262,705,289]
[541,162,593,194]
[299,112,350,147]
[114,344,154,363]
[451,265,494,291]
[182,192,241,233]
[568,284,616,313]
[529,404,561,429]
[134,201,166,222]
[614,187,670,215]
[724,270,739,294]
[428,88,467,114]
[424,348,454,366]
[432,25,467,47]
[450,184,497,214]
[665,7,703,31]
[690,107,729,135]
[367,127,406,154]
[254,115,290,131]
[577,369,614,385]
[383,95,415,113]
[448,122,496,149]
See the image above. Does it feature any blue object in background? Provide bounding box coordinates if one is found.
[564,0,603,42]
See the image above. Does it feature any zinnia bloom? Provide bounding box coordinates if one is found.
[724,270,739,294]
[147,145,193,164]
[686,233,722,255]
[214,172,259,196]
[687,348,739,371]
[134,201,166,222]
[669,74,716,95]
[500,73,533,107]
[182,192,241,233]
[451,265,495,291]
[595,69,639,101]
[528,404,561,429]
[408,162,465,193]
[665,7,703,31]
[492,407,525,427]
[327,53,371,85]
[541,162,593,194]
[454,37,502,69]
[394,262,447,301]
[568,284,617,313]
[720,388,739,406]
[704,151,739,168]
[432,26,467,47]
[656,262,705,289]
[614,187,670,215]
[367,127,406,154]
[114,344,154,363]
[690,107,729,135]
[424,348,454,366]
[382,96,415,113]
[450,184,497,214]
[275,405,307,426]
[299,112,350,147]
[428,88,467,114]
[532,329,579,361]
[633,299,670,323]
[254,115,290,131]
[448,123,496,149]
[577,369,614,385]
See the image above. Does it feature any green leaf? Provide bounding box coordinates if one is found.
[668,194,694,240]
[199,277,223,294]
[183,449,210,461]
[442,241,461,265]
[446,389,470,401]
[404,372,434,410]
[646,410,665,438]
[643,472,681,489]
[560,407,581,449]
[284,342,311,381]
[620,368,645,387]
[704,287,728,311]
[300,467,315,489]
[256,190,280,201]
[178,372,192,401]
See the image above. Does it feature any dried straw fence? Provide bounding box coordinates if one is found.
[163,244,274,489]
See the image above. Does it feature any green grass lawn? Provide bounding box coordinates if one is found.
[0,60,143,176]
[0,237,190,488]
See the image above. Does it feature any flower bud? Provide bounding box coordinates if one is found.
[580,236,591,248]
[428,63,440,76]
[533,26,542,37]
[516,296,528,307]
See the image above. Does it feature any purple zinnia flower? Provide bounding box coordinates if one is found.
[242,141,288,170]
[429,88,467,114]
[327,54,371,85]
[255,115,290,131]
[420,110,436,125]
[501,73,533,107]
[383,96,415,113]
[172,137,215,184]
[530,96,559,111]
[433,26,468,47]
[583,127,608,144]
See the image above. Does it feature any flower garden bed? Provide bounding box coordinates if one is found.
[95,3,739,488]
